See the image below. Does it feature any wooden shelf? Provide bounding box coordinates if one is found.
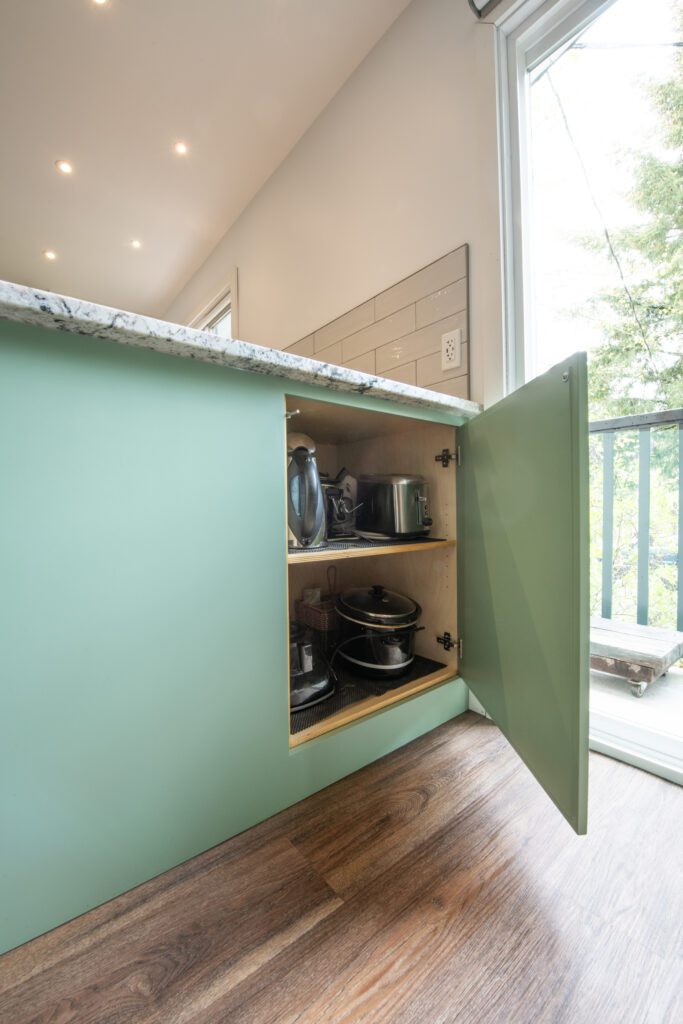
[289,665,456,747]
[287,538,454,565]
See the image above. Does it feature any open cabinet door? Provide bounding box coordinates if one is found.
[457,353,589,833]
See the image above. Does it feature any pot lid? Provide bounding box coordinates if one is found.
[337,585,420,625]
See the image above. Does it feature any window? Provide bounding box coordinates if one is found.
[499,0,683,783]
[189,268,239,339]
[202,297,232,339]
[498,0,615,389]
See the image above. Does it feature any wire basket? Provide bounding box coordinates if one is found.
[295,567,339,643]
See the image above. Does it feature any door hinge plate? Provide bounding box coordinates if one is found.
[435,446,460,469]
[436,632,462,657]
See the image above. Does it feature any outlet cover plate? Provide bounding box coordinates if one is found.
[441,328,462,371]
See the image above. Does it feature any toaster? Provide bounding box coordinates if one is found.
[355,475,432,539]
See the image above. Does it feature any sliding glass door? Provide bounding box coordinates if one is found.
[498,0,683,783]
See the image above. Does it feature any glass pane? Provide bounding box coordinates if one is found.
[206,308,232,339]
[527,0,681,402]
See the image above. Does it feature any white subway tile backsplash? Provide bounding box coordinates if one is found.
[287,334,315,356]
[342,305,415,363]
[291,246,470,399]
[415,278,467,329]
[427,376,469,399]
[375,310,467,373]
[374,246,467,320]
[380,362,417,385]
[344,351,376,374]
[416,343,469,387]
[314,299,374,352]
[314,341,343,366]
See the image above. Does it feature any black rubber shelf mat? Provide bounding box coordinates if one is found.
[290,654,448,735]
[288,537,446,556]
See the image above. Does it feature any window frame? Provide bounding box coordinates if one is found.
[496,0,616,391]
[189,267,239,339]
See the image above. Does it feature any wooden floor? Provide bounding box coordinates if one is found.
[1,713,681,1024]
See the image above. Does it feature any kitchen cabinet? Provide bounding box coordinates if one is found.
[285,351,588,835]
[286,402,460,744]
[0,311,587,957]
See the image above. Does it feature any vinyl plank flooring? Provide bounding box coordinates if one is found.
[215,747,569,1024]
[276,711,484,842]
[538,752,683,962]
[395,889,682,1024]
[288,714,511,897]
[0,837,341,1024]
[0,817,292,999]
[1,712,681,1024]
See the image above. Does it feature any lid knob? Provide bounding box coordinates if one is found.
[370,585,385,598]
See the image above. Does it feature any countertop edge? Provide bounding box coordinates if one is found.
[0,280,481,419]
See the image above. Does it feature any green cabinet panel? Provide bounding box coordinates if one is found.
[457,353,589,834]
[0,317,588,955]
[0,322,468,954]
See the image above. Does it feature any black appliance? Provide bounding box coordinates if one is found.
[320,467,360,540]
[323,484,358,539]
[289,623,334,711]
[335,585,422,677]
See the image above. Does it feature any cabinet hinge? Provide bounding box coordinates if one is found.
[435,446,460,469]
[436,632,462,658]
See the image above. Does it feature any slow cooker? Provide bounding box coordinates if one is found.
[335,585,422,677]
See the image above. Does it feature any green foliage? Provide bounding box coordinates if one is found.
[586,1,683,420]
[590,430,679,629]
[584,4,682,629]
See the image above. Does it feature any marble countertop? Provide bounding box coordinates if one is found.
[0,280,481,419]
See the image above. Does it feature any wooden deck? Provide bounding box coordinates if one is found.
[0,712,681,1024]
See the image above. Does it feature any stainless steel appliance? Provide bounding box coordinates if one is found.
[287,433,326,549]
[355,475,432,540]
[289,623,334,710]
[335,584,422,677]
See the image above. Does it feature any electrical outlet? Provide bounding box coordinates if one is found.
[441,328,462,371]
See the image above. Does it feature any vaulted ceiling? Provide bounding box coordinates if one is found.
[0,0,410,317]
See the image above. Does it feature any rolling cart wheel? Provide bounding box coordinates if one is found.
[630,682,647,698]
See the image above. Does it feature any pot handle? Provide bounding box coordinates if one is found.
[380,625,425,641]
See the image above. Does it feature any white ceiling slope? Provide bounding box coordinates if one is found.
[0,0,410,318]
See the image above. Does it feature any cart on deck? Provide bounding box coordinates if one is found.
[590,618,683,697]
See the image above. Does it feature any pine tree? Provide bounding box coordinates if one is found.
[584,8,682,629]
[587,3,683,419]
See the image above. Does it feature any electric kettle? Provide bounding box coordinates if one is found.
[287,432,326,549]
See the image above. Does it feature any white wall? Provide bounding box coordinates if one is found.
[165,0,504,407]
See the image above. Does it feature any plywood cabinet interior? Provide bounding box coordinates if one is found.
[285,397,459,745]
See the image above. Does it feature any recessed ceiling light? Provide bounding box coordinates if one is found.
[43,250,57,261]
[173,140,188,156]
[130,239,142,249]
[55,159,73,175]
[92,1,109,6]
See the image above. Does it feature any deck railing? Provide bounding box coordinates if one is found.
[590,409,683,631]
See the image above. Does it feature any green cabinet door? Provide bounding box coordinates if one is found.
[457,353,589,834]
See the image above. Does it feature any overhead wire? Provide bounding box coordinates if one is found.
[542,69,659,374]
